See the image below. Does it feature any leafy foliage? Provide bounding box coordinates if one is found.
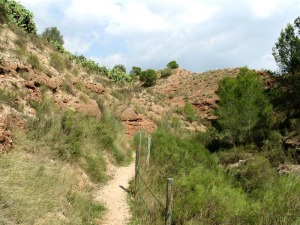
[113,64,126,73]
[42,27,64,46]
[130,66,142,76]
[183,102,195,122]
[132,124,300,225]
[216,67,272,145]
[272,17,300,113]
[140,69,157,87]
[167,60,179,69]
[108,67,131,83]
[0,0,37,33]
[160,67,173,78]
[272,17,300,75]
[0,2,8,24]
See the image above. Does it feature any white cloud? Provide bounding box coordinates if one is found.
[64,37,91,55]
[18,0,300,72]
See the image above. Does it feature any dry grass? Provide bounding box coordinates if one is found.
[0,132,105,225]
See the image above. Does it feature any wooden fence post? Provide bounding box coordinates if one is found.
[135,133,141,195]
[146,135,151,166]
[165,178,174,225]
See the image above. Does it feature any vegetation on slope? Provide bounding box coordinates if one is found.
[0,1,132,224]
[131,123,300,225]
[0,93,130,224]
[131,17,300,224]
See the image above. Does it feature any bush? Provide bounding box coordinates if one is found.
[113,64,126,73]
[42,27,64,46]
[0,3,8,24]
[140,69,157,87]
[1,0,36,33]
[0,88,22,111]
[184,102,195,122]
[132,122,300,224]
[108,68,131,83]
[167,60,179,69]
[160,67,173,78]
[27,54,40,70]
[130,66,142,76]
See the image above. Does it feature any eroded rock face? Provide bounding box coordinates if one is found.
[119,108,142,122]
[117,106,156,136]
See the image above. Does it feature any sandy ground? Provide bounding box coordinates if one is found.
[96,159,135,225]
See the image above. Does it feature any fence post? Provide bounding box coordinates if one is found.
[146,135,151,166]
[165,178,174,225]
[135,133,141,195]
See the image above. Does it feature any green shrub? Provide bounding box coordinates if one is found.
[0,88,22,111]
[0,3,8,24]
[160,67,173,78]
[167,60,179,69]
[42,27,64,46]
[113,64,126,73]
[130,66,142,76]
[1,0,37,33]
[176,166,249,224]
[132,122,300,224]
[229,155,276,198]
[108,68,131,83]
[27,54,40,70]
[259,175,300,224]
[184,102,195,122]
[140,69,157,87]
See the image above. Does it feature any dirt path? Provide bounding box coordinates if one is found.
[96,158,135,225]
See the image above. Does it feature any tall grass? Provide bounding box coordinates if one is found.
[131,123,300,225]
[27,95,128,181]
[0,93,131,224]
[0,142,104,225]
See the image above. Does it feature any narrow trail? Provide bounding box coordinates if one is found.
[95,157,135,225]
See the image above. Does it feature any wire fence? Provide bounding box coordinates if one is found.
[133,132,183,225]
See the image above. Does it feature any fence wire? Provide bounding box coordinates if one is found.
[137,171,166,211]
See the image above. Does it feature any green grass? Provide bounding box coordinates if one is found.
[0,88,23,112]
[131,122,300,225]
[27,95,128,176]
[27,54,41,70]
[0,142,105,225]
[0,93,132,224]
[50,52,67,73]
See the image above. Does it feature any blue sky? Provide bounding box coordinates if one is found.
[18,0,300,73]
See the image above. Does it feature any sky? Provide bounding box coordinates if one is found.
[18,0,300,73]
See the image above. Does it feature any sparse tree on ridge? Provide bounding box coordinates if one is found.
[113,64,126,73]
[140,69,157,87]
[167,60,179,69]
[42,27,64,46]
[130,66,142,76]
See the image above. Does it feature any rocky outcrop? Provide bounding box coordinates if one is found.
[118,107,156,136]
